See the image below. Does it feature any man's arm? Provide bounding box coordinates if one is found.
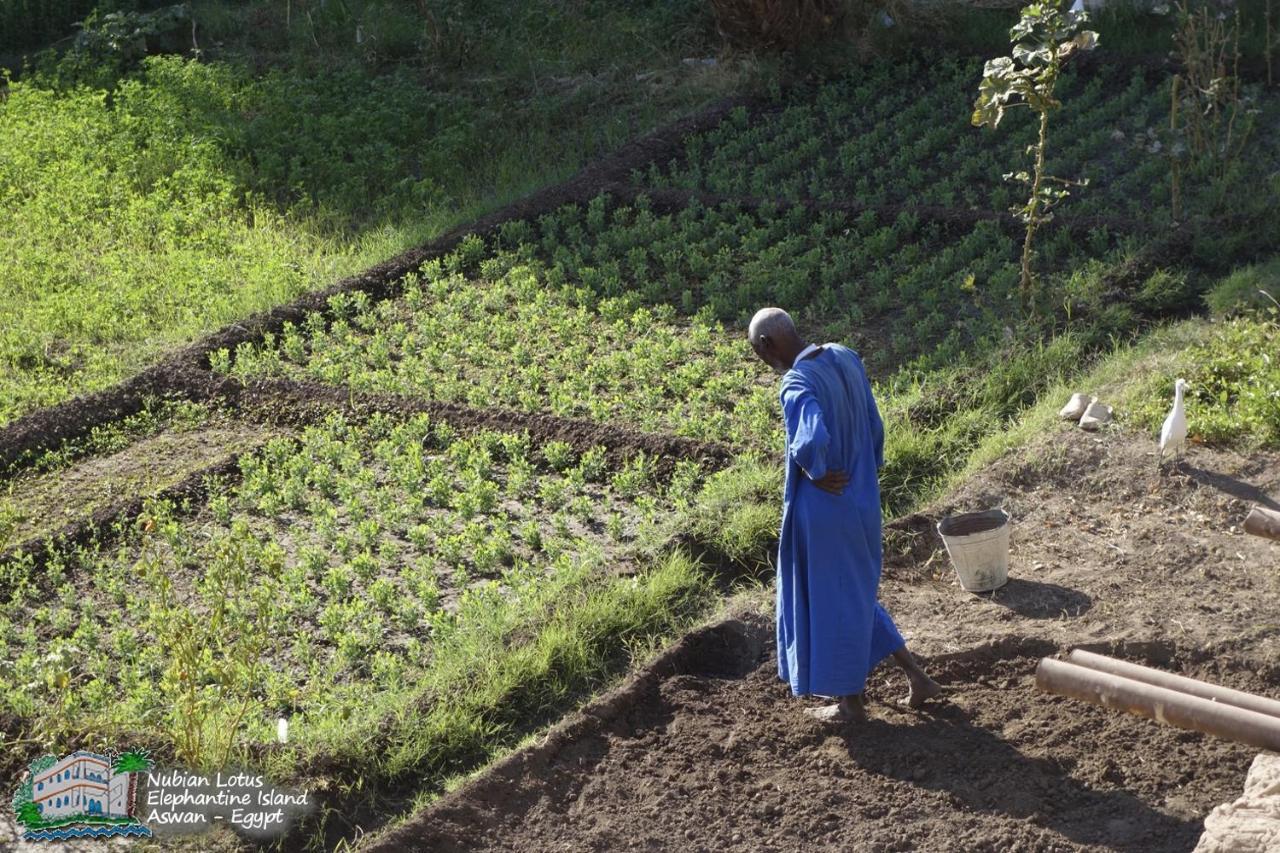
[781,376,847,494]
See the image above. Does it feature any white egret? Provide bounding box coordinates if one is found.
[277,717,289,744]
[1159,378,1189,468]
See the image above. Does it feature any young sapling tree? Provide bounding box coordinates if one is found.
[972,0,1098,315]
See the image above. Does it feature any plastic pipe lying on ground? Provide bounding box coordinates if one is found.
[1035,657,1280,752]
[1245,506,1280,542]
[1066,649,1280,719]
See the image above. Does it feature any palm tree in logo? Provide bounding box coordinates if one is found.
[111,749,152,818]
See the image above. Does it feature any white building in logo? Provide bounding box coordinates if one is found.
[31,751,127,821]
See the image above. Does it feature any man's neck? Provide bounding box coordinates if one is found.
[790,342,820,368]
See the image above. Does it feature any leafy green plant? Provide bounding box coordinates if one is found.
[35,3,192,87]
[137,513,280,770]
[542,441,576,471]
[972,0,1099,315]
[1129,316,1280,447]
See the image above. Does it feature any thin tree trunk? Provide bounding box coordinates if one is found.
[1171,74,1182,222]
[1021,108,1050,317]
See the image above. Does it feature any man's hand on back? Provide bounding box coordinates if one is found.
[810,468,849,495]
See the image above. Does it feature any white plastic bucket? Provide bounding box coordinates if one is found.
[937,509,1011,593]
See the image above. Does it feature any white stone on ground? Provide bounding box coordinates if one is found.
[1059,393,1092,421]
[1195,752,1280,853]
[1078,401,1113,430]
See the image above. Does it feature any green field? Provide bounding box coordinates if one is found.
[0,0,743,425]
[2,411,700,752]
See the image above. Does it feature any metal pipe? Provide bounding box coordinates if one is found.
[1067,649,1280,720]
[1035,658,1280,752]
[1244,505,1280,542]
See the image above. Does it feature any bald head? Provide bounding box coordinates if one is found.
[748,307,797,347]
[747,307,807,373]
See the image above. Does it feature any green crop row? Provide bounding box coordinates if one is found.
[221,198,1042,454]
[0,410,700,768]
[641,54,1280,229]
[521,195,1125,360]
[224,252,784,451]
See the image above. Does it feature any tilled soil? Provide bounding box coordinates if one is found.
[373,615,1261,852]
[0,419,272,551]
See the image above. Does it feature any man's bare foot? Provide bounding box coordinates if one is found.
[904,674,944,709]
[804,695,867,722]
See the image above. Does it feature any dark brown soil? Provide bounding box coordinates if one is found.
[0,363,206,472]
[367,613,1264,853]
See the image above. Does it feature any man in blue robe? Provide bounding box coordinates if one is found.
[749,307,941,722]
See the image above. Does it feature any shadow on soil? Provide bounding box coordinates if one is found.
[982,578,1093,619]
[838,705,1202,851]
[1184,464,1280,511]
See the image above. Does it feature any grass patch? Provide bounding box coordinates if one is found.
[1205,258,1280,317]
[939,309,1279,504]
[1126,316,1280,449]
[0,2,750,426]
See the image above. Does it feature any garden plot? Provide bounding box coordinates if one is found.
[369,613,1264,853]
[0,403,274,555]
[0,409,705,775]
[642,56,1280,229]
[222,252,783,452]
[222,195,1124,449]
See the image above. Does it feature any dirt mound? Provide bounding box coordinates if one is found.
[214,375,736,476]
